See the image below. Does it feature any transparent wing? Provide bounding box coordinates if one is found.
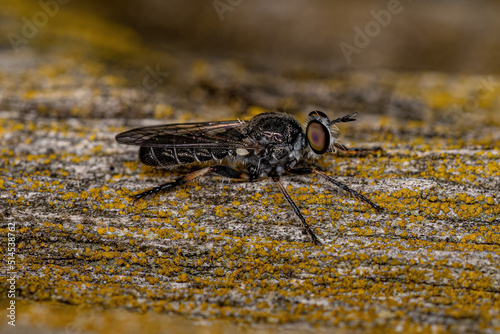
[115,120,252,148]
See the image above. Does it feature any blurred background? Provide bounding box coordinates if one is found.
[92,0,500,73]
[3,0,500,72]
[0,0,499,124]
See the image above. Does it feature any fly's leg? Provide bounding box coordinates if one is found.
[288,168,381,211]
[132,165,249,205]
[273,177,322,246]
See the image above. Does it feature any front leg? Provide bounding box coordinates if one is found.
[288,168,380,211]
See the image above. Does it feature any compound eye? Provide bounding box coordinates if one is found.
[306,121,330,154]
[308,110,329,119]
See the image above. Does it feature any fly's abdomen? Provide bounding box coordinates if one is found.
[139,147,230,167]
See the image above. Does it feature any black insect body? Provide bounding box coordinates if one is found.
[116,111,380,245]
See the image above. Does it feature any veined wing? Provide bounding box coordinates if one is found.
[116,120,251,148]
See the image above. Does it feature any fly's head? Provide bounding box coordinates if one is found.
[305,111,357,156]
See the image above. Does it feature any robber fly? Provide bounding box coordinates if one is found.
[116,111,380,245]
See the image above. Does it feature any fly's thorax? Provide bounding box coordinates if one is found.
[239,116,309,179]
[242,113,303,145]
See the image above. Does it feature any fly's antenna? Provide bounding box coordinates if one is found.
[327,112,357,152]
[329,112,357,125]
